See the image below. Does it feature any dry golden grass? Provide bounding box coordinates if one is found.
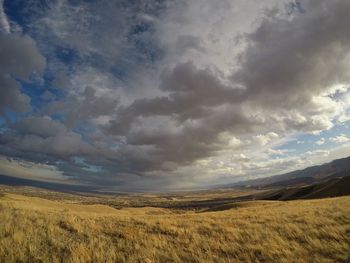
[0,184,262,208]
[0,193,349,263]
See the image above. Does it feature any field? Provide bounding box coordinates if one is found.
[0,187,349,263]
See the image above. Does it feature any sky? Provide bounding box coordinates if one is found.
[0,0,350,191]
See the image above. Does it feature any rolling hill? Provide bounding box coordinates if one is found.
[228,156,350,188]
[0,191,349,262]
[256,174,350,201]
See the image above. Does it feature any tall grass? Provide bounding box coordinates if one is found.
[0,193,349,262]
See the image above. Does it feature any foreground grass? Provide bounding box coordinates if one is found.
[0,193,349,263]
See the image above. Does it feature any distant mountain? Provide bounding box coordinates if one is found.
[228,156,350,188]
[0,174,98,193]
[256,174,350,201]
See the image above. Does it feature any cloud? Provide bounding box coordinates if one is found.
[24,0,165,75]
[233,0,350,107]
[254,132,279,146]
[104,0,350,176]
[0,0,10,33]
[1,116,93,159]
[0,156,67,183]
[330,134,350,144]
[13,116,66,138]
[107,62,245,134]
[266,148,288,156]
[315,138,325,145]
[175,35,206,53]
[0,34,46,114]
[46,85,118,128]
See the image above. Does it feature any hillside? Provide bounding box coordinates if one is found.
[0,191,349,262]
[258,175,350,201]
[229,156,350,188]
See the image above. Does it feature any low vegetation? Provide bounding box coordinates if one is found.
[0,191,349,262]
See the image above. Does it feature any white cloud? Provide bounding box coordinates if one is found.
[315,138,325,145]
[266,148,288,156]
[306,150,330,157]
[330,134,350,143]
[254,132,279,146]
[0,0,10,33]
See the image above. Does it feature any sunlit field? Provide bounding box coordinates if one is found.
[0,192,349,263]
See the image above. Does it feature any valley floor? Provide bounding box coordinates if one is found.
[0,192,349,262]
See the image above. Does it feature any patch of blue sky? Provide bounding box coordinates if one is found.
[72,125,91,134]
[130,20,152,35]
[19,81,46,111]
[133,37,163,63]
[6,0,164,87]
[73,156,102,173]
[277,120,350,154]
[107,23,162,75]
[3,0,50,33]
[270,134,307,155]
[109,46,161,82]
[2,110,19,124]
[72,125,97,141]
[54,46,81,70]
[106,41,163,84]
[18,77,66,117]
[50,112,66,123]
[0,117,7,133]
[321,120,350,137]
[288,1,306,15]
[5,1,80,65]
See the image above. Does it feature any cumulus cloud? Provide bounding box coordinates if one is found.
[13,116,66,138]
[1,116,93,159]
[254,132,279,146]
[0,34,46,114]
[46,85,118,128]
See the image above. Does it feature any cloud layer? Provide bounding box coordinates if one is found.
[0,0,350,190]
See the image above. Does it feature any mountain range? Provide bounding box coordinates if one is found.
[228,156,350,188]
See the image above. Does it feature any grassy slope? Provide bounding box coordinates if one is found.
[0,193,349,263]
[258,175,350,201]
